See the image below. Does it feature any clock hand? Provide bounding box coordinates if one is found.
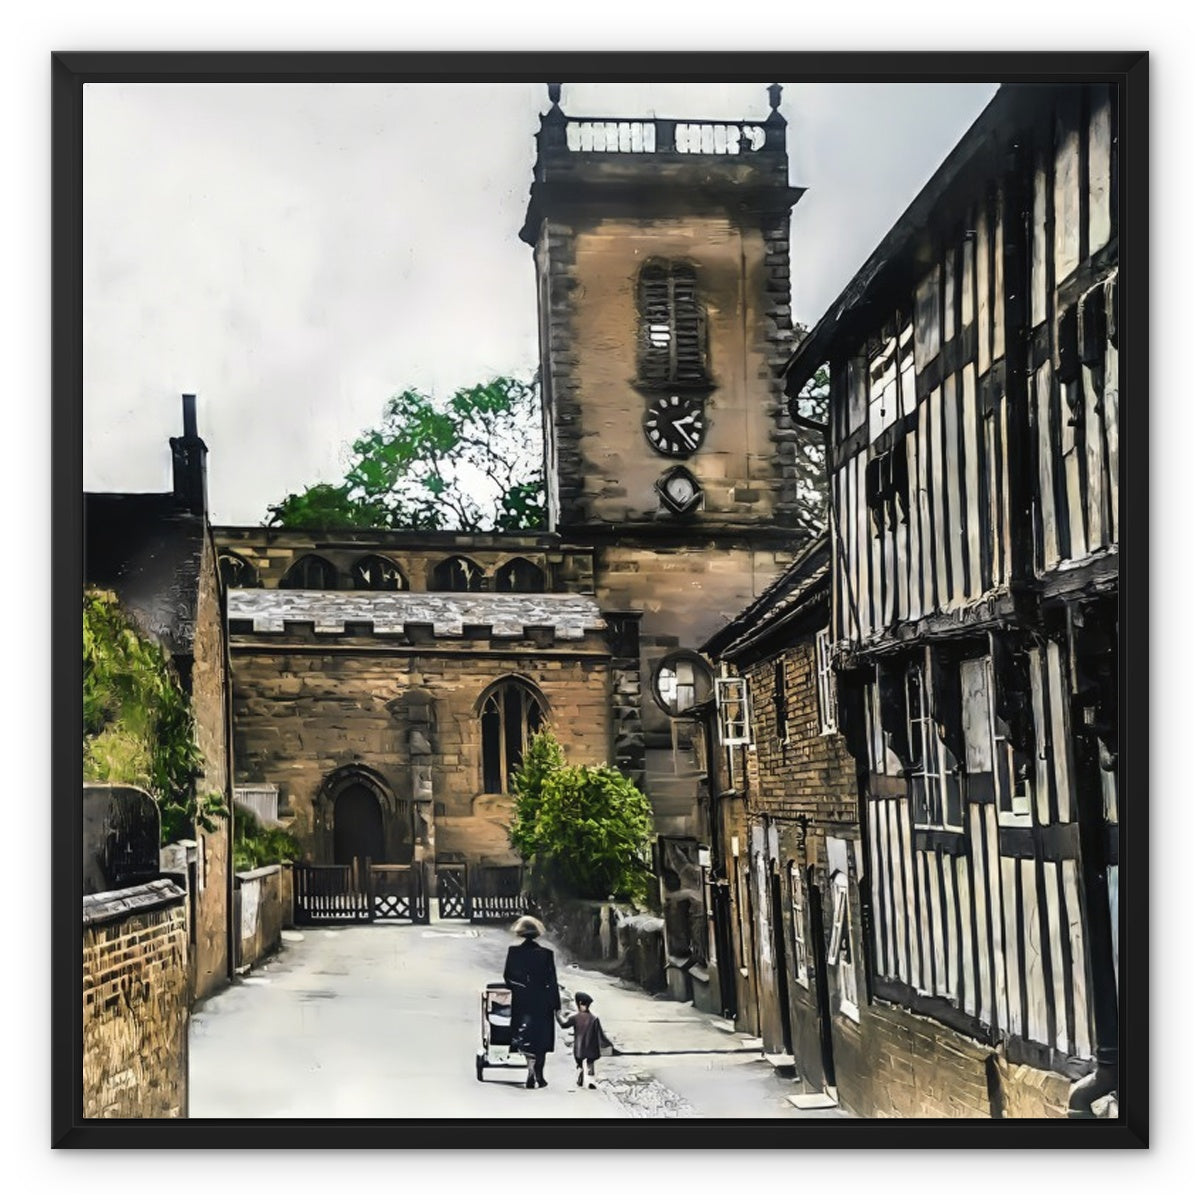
[671,417,695,439]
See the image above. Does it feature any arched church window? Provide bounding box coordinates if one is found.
[638,261,709,388]
[352,554,407,591]
[494,557,545,593]
[479,678,545,794]
[218,551,258,589]
[431,556,485,592]
[279,554,338,590]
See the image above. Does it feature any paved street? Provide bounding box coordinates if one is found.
[189,918,848,1120]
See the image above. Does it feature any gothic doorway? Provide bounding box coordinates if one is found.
[333,782,385,870]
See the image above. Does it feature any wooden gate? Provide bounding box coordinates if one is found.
[292,861,428,925]
[292,863,371,925]
[468,865,526,924]
[436,864,468,919]
[370,863,428,923]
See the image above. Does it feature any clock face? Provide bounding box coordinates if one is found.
[644,395,705,457]
[656,466,703,515]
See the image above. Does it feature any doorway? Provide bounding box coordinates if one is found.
[333,782,385,871]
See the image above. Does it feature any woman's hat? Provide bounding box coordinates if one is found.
[574,992,593,1007]
[512,915,545,939]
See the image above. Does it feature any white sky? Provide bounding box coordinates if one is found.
[82,80,998,524]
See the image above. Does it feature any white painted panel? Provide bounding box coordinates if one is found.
[912,845,929,994]
[1083,328,1108,552]
[900,803,920,990]
[1054,106,1081,283]
[930,386,948,610]
[957,853,976,1016]
[1062,858,1093,1060]
[907,429,922,618]
[943,373,965,606]
[891,801,910,984]
[1104,321,1119,544]
[961,657,994,774]
[1046,640,1074,824]
[1108,864,1119,994]
[869,801,889,974]
[997,392,1011,585]
[1036,362,1060,570]
[976,208,991,373]
[944,249,957,339]
[858,451,871,637]
[1031,159,1048,327]
[1029,646,1053,827]
[1001,856,1024,1039]
[917,400,933,616]
[984,805,1008,1033]
[1021,858,1049,1046]
[969,804,993,1027]
[915,266,941,373]
[961,371,982,598]
[992,190,1006,360]
[928,850,947,998]
[961,206,975,330]
[1088,88,1112,254]
[1045,861,1070,1054]
[943,853,960,1002]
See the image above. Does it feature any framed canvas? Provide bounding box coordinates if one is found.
[52,48,1148,1152]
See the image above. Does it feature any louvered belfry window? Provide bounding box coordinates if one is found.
[638,261,709,387]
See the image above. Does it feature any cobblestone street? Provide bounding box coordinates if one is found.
[189,919,847,1121]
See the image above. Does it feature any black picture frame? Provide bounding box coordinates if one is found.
[53,49,1149,1151]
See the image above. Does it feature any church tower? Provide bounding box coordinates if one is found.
[520,85,807,952]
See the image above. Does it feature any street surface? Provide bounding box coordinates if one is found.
[189,917,849,1120]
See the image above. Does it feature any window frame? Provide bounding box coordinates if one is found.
[789,861,809,989]
[827,870,859,1021]
[479,678,545,795]
[716,675,752,747]
[816,628,838,736]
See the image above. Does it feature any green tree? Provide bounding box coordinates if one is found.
[267,375,546,532]
[83,589,225,844]
[509,728,653,903]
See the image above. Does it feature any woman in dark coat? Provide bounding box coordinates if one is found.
[503,915,560,1088]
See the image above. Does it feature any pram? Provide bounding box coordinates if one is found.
[475,982,527,1081]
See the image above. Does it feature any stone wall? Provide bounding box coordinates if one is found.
[537,895,667,996]
[229,633,613,868]
[82,880,189,1119]
[235,865,284,971]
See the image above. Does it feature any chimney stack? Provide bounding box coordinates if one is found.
[170,393,208,517]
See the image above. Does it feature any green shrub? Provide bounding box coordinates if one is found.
[233,806,302,872]
[83,588,226,844]
[509,728,653,903]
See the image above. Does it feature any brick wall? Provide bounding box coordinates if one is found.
[82,881,189,1119]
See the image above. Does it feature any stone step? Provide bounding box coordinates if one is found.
[764,1052,796,1078]
[786,1090,838,1111]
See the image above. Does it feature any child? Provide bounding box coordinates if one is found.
[556,991,611,1088]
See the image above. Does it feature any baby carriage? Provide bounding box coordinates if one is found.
[475,982,527,1081]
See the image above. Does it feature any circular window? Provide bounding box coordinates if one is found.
[651,651,715,717]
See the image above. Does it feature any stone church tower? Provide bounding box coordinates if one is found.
[520,85,807,972]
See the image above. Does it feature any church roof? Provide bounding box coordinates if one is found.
[226,588,608,641]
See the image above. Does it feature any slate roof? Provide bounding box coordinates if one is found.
[84,493,207,657]
[226,589,608,640]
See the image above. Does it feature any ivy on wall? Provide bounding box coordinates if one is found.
[83,589,225,844]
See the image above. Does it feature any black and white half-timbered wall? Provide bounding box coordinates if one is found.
[778,83,1119,1119]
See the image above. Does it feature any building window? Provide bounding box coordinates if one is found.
[789,861,809,988]
[279,554,338,590]
[906,662,963,830]
[479,678,545,795]
[716,675,752,747]
[961,656,1032,825]
[774,657,789,743]
[218,551,258,589]
[827,870,858,1020]
[431,556,485,592]
[638,261,709,388]
[351,554,406,591]
[816,628,837,735]
[495,557,545,593]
